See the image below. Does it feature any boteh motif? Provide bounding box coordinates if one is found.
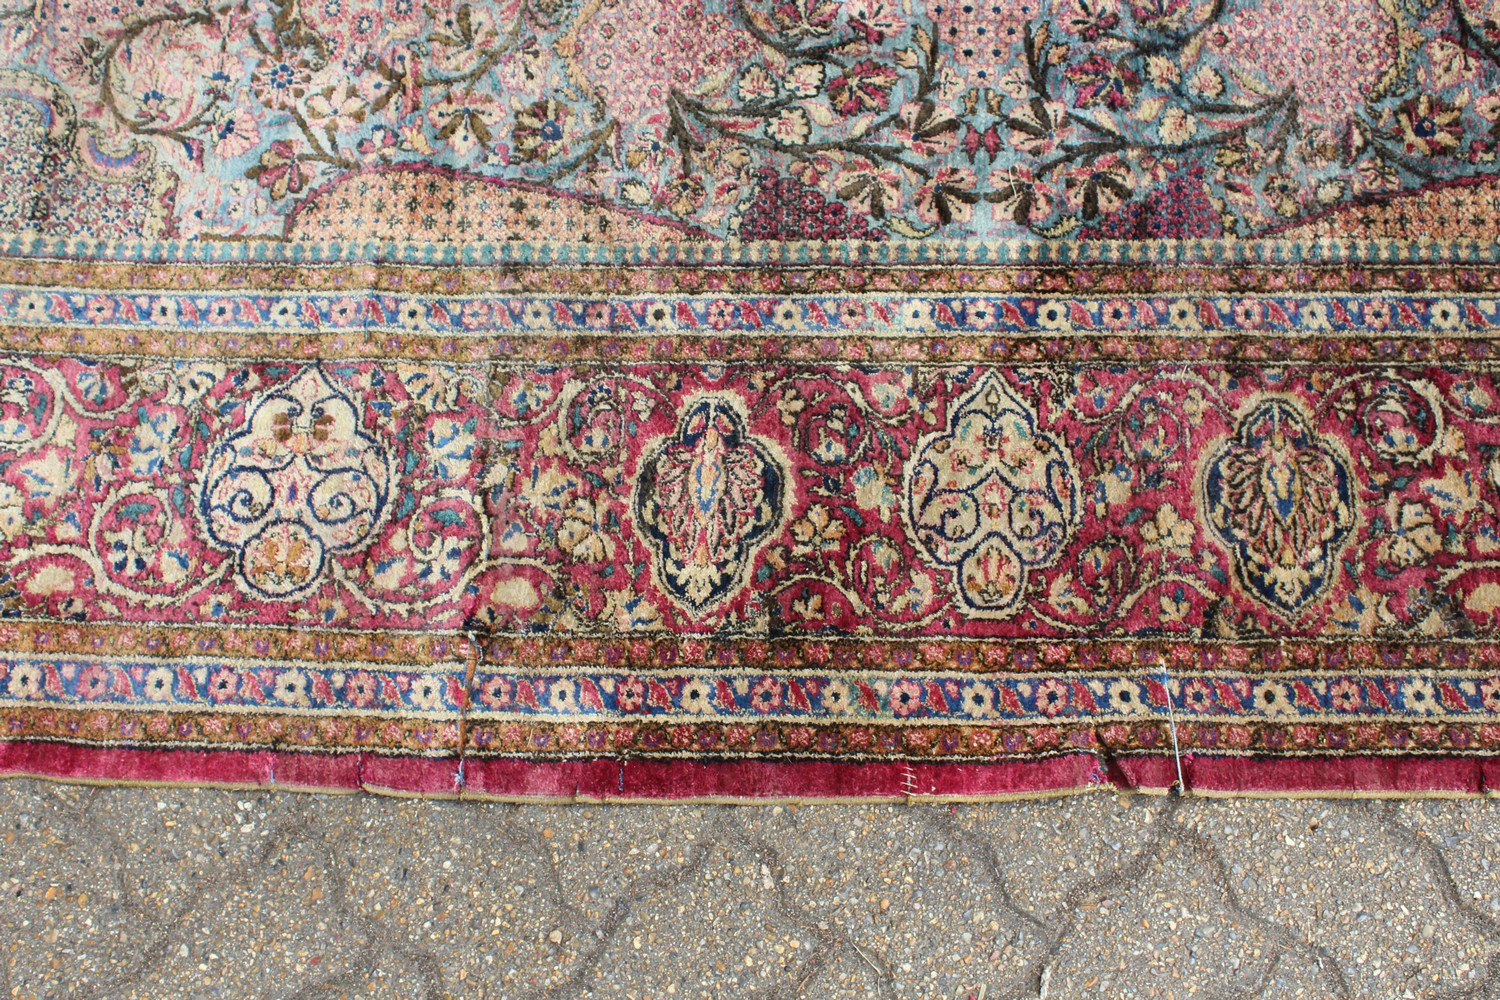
[634,395,787,616]
[905,375,1081,619]
[1200,397,1357,619]
[196,369,397,599]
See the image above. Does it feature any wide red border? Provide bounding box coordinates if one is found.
[2,743,1498,798]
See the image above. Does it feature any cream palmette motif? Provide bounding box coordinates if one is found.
[1200,397,1357,620]
[905,374,1081,619]
[634,395,788,616]
[197,369,397,599]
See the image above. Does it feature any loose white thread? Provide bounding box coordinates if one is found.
[1160,661,1186,795]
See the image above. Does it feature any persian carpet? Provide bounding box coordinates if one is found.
[1,0,1499,801]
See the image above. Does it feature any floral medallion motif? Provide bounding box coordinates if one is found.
[633,394,787,617]
[1200,397,1357,620]
[904,374,1081,619]
[196,368,397,599]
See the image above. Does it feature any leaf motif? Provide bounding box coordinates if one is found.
[803,101,839,127]
[1132,96,1167,122]
[1228,66,1281,98]
[888,217,939,238]
[1038,216,1082,238]
[1180,31,1206,66]
[912,24,932,58]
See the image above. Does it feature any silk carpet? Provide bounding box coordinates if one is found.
[0,0,1499,799]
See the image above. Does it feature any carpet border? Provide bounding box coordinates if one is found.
[2,743,1497,801]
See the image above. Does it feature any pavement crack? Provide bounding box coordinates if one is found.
[1370,803,1500,940]
[1174,817,1352,1000]
[530,810,727,1000]
[1371,803,1500,1000]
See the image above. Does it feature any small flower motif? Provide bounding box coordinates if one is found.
[1036,300,1072,330]
[1158,106,1197,145]
[790,504,847,557]
[770,300,807,329]
[512,98,571,162]
[896,100,959,158]
[6,663,42,699]
[1108,679,1147,715]
[1180,678,1214,713]
[1430,300,1465,330]
[548,680,577,712]
[821,679,855,714]
[1328,678,1363,713]
[1299,300,1332,330]
[664,178,706,216]
[431,91,503,156]
[1396,95,1464,156]
[14,293,47,321]
[251,56,311,110]
[345,670,379,708]
[1034,678,1070,716]
[960,682,997,717]
[749,675,785,712]
[477,675,514,709]
[143,667,175,702]
[888,678,923,716]
[836,164,903,218]
[826,60,900,115]
[965,299,999,329]
[1253,681,1295,716]
[1100,298,1133,329]
[1063,155,1132,219]
[306,80,365,134]
[1402,678,1437,715]
[1140,504,1195,556]
[409,674,447,711]
[901,299,937,331]
[246,141,308,201]
[914,167,978,226]
[1191,66,1224,99]
[274,670,311,706]
[679,678,716,713]
[1232,299,1264,328]
[77,665,110,701]
[616,675,647,712]
[1007,100,1071,158]
[1167,300,1198,328]
[1361,299,1393,329]
[767,106,812,146]
[267,299,303,328]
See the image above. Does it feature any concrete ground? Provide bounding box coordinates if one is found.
[0,780,1496,999]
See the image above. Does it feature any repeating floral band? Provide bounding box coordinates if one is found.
[6,357,1500,636]
[3,288,1499,336]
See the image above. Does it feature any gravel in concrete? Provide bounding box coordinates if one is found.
[1,780,1497,999]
